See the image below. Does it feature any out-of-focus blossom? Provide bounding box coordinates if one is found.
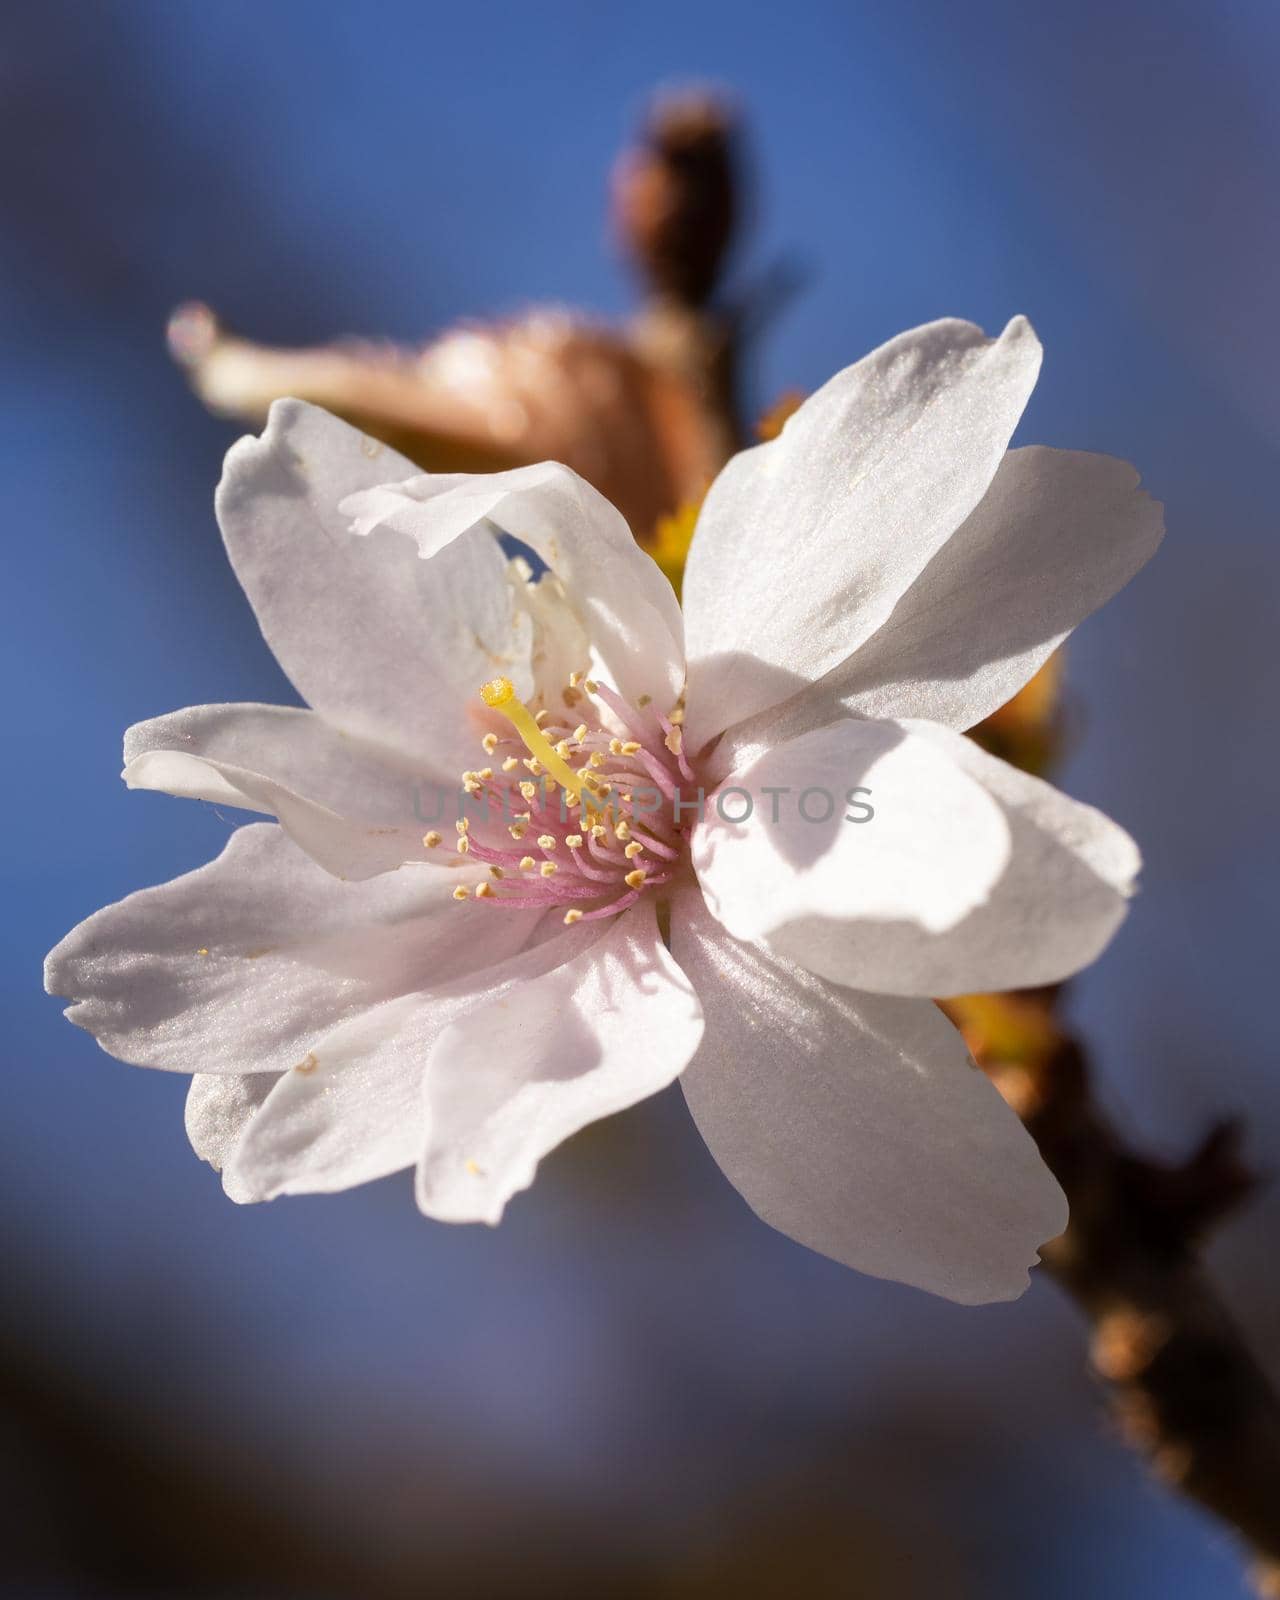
[168,90,745,546]
[48,316,1163,1303]
[169,302,723,545]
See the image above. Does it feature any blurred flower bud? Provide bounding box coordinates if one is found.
[611,87,740,307]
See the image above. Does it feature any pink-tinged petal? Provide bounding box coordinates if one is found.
[216,400,532,775]
[708,448,1164,760]
[226,913,629,1203]
[693,717,1010,992]
[415,896,703,1224]
[44,822,543,1076]
[670,888,1067,1303]
[123,703,441,880]
[682,317,1042,750]
[339,459,685,712]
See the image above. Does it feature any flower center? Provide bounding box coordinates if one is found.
[428,671,695,925]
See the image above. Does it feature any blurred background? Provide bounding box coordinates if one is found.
[4,0,1279,1594]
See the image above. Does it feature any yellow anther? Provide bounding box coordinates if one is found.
[615,820,631,842]
[568,671,583,688]
[563,909,584,925]
[624,869,647,890]
[534,709,550,726]
[478,767,494,781]
[519,855,536,872]
[519,781,537,802]
[609,737,624,755]
[572,724,588,743]
[489,865,505,879]
[481,732,499,754]
[565,834,583,849]
[452,885,471,901]
[509,823,527,840]
[624,840,644,859]
[537,834,557,850]
[669,708,685,725]
[456,819,470,834]
[423,831,442,849]
[456,837,470,855]
[589,752,607,769]
[621,741,642,756]
[501,756,519,772]
[523,757,543,775]
[475,881,495,899]
[539,861,558,878]
[590,824,607,840]
[478,677,584,802]
[665,727,683,756]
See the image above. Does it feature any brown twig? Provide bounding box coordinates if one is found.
[945,996,1280,1591]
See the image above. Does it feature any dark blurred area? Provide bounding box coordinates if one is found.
[3,1,1278,1595]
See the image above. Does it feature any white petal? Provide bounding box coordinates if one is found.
[123,703,438,880]
[415,896,703,1224]
[711,448,1164,759]
[696,716,1139,996]
[224,992,438,1197]
[45,822,542,1075]
[670,889,1067,1303]
[185,1073,278,1202]
[683,317,1042,750]
[217,400,532,775]
[887,718,1140,987]
[339,459,685,711]
[693,718,1011,991]
[226,921,588,1202]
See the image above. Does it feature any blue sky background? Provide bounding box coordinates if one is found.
[3,1,1278,1594]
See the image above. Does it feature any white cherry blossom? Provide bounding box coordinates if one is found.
[46,316,1163,1303]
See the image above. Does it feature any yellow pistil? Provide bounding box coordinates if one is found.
[479,676,584,804]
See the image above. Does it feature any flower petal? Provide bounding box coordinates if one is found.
[415,896,703,1224]
[339,459,685,711]
[185,1073,278,1202]
[682,317,1042,750]
[696,716,1139,996]
[217,400,532,774]
[226,920,595,1202]
[693,717,1011,991]
[670,888,1067,1303]
[224,992,440,1197]
[710,448,1163,757]
[123,702,439,880]
[45,822,542,1075]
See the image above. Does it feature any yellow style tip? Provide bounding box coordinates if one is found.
[479,675,515,709]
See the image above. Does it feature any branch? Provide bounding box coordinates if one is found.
[959,1004,1280,1592]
